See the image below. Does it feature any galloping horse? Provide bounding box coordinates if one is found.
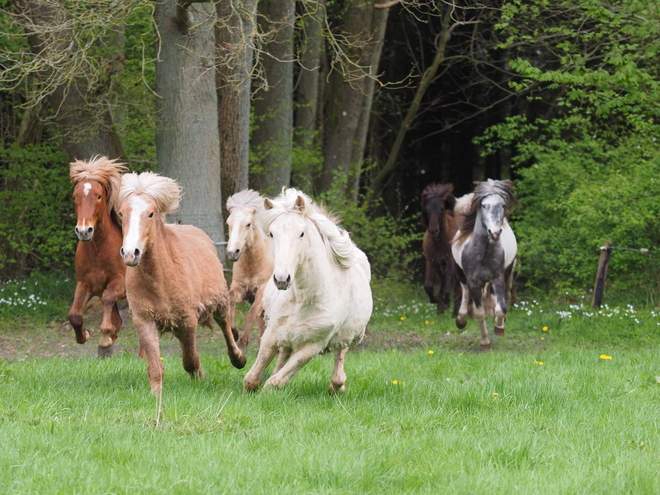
[68,156,127,357]
[117,172,245,394]
[421,183,459,314]
[452,179,518,349]
[243,188,372,393]
[225,189,273,350]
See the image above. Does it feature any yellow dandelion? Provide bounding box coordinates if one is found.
[542,326,549,331]
[540,337,545,341]
[159,357,164,361]
[400,316,406,321]
[392,380,398,385]
[428,350,434,355]
[600,354,612,360]
[425,320,430,325]
[398,321,403,326]
[493,392,499,396]
[534,361,544,365]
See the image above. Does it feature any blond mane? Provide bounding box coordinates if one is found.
[259,188,356,269]
[118,172,182,217]
[226,189,264,212]
[69,156,127,212]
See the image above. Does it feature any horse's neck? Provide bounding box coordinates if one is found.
[90,208,121,243]
[134,225,175,285]
[292,232,329,296]
[242,227,269,270]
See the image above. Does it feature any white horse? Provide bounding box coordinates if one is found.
[243,188,373,393]
[225,189,273,350]
[452,179,518,349]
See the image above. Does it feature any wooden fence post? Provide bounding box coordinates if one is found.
[592,242,612,308]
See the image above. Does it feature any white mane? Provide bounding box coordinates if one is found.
[258,188,357,269]
[118,172,182,219]
[226,189,264,212]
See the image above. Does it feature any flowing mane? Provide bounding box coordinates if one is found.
[69,156,127,213]
[118,172,182,219]
[258,188,356,269]
[455,179,517,246]
[226,189,264,211]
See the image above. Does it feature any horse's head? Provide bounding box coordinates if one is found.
[263,195,308,291]
[421,183,455,239]
[117,172,181,267]
[72,180,107,242]
[473,179,516,243]
[226,206,257,261]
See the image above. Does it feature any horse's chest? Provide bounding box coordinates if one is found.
[462,245,504,280]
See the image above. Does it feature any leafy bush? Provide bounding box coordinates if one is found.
[0,142,74,276]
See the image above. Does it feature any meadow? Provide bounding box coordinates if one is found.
[1,276,660,494]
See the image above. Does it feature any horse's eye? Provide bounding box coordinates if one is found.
[269,232,273,238]
[300,232,304,238]
[97,195,102,200]
[148,212,154,218]
[246,223,251,228]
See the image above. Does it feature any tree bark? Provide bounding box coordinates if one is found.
[319,0,389,201]
[216,0,257,207]
[155,0,225,249]
[292,0,325,193]
[249,0,295,196]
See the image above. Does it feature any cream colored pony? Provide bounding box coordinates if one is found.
[117,172,245,393]
[225,189,273,350]
[243,188,372,393]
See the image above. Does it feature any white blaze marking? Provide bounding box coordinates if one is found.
[83,183,92,196]
[123,195,149,252]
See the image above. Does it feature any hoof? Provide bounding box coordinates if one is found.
[479,343,491,351]
[494,326,505,336]
[97,345,113,358]
[455,317,467,330]
[231,352,247,369]
[436,305,448,315]
[329,383,346,395]
[75,329,90,345]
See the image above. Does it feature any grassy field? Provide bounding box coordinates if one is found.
[1,276,660,494]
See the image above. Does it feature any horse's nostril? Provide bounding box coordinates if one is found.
[134,249,140,257]
[120,247,125,257]
[286,275,291,284]
[87,227,93,235]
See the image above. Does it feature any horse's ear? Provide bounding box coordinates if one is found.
[264,198,274,210]
[294,195,306,213]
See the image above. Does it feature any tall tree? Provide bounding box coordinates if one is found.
[216,0,257,206]
[155,1,225,248]
[249,0,295,196]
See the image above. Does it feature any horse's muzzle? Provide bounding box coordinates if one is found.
[75,226,94,242]
[488,229,501,242]
[273,273,291,291]
[226,249,241,262]
[120,247,141,267]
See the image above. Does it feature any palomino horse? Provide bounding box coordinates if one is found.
[243,189,372,393]
[225,189,273,351]
[117,172,246,394]
[69,156,127,357]
[421,183,459,315]
[451,179,518,349]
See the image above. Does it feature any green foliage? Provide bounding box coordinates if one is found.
[478,0,660,296]
[0,271,74,323]
[0,142,74,276]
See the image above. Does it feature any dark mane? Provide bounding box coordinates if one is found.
[420,183,456,229]
[455,179,517,245]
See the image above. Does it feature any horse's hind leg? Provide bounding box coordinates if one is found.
[68,282,91,344]
[493,275,507,336]
[98,278,125,357]
[455,282,470,329]
[238,286,265,351]
[423,258,438,304]
[329,348,348,394]
[213,310,246,369]
[273,347,292,374]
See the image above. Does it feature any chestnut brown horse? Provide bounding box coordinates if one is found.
[68,156,128,357]
[225,189,273,351]
[118,172,246,394]
[421,183,459,314]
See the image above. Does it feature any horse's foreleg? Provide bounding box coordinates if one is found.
[213,310,246,369]
[423,258,437,304]
[472,303,490,348]
[273,347,291,374]
[244,330,279,392]
[263,342,324,391]
[329,348,349,394]
[133,315,163,394]
[238,286,265,351]
[228,283,247,343]
[98,278,125,356]
[492,275,507,336]
[68,282,91,344]
[174,317,203,380]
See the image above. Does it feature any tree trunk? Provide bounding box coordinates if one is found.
[292,0,325,193]
[155,1,225,250]
[17,0,125,160]
[319,0,389,201]
[249,0,295,196]
[216,0,257,207]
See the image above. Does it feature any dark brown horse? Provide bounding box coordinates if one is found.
[421,183,459,314]
[68,156,128,357]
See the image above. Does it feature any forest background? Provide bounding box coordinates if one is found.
[1,0,659,302]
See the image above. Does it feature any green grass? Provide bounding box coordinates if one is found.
[1,277,660,493]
